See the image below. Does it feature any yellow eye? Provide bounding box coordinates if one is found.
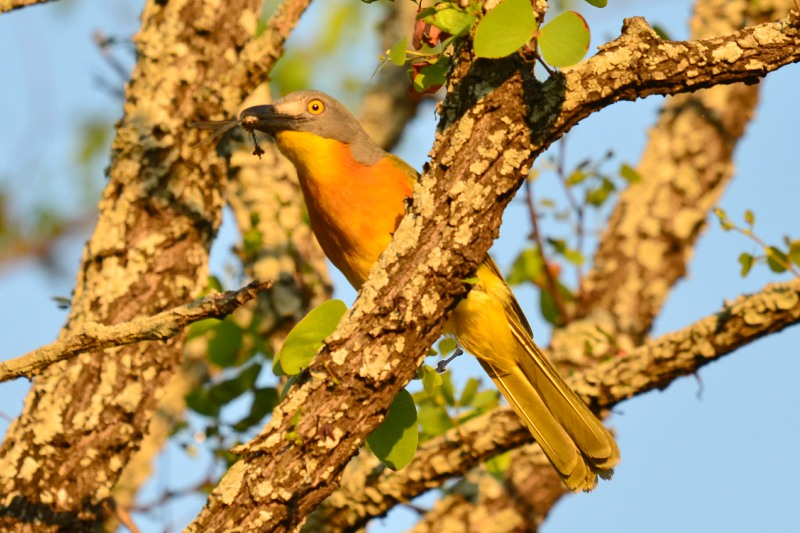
[307,99,325,115]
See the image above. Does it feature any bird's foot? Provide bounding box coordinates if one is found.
[436,345,463,373]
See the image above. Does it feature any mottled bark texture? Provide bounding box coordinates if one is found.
[0,0,311,531]
[186,10,800,533]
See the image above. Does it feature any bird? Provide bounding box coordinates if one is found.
[194,90,620,491]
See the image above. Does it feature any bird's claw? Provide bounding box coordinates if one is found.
[436,345,464,373]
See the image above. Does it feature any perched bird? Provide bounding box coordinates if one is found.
[196,90,620,491]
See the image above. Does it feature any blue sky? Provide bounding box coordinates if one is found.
[1,1,799,532]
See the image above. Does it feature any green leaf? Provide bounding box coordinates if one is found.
[418,403,455,436]
[280,373,301,399]
[186,387,220,417]
[652,24,671,40]
[412,58,450,92]
[420,365,443,395]
[738,252,754,277]
[538,11,591,67]
[585,177,615,206]
[583,0,607,7]
[275,299,347,375]
[437,337,458,356]
[459,378,480,406]
[209,363,261,404]
[714,207,734,231]
[744,209,755,227]
[440,372,456,406]
[241,227,264,259]
[485,450,512,480]
[562,247,584,266]
[425,7,477,36]
[766,246,789,273]
[473,0,537,59]
[789,240,800,268]
[366,389,418,470]
[389,37,407,67]
[207,276,224,293]
[187,318,220,341]
[565,169,588,186]
[507,248,545,285]
[619,163,642,183]
[207,319,244,368]
[540,289,561,325]
[470,389,500,410]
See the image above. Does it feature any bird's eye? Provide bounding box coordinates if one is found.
[307,99,325,115]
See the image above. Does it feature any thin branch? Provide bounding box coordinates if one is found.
[228,0,314,107]
[0,281,271,383]
[553,138,585,284]
[524,179,569,323]
[316,277,800,530]
[0,0,56,14]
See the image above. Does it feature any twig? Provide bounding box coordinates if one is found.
[554,138,585,284]
[0,281,272,383]
[525,180,569,324]
[113,503,142,533]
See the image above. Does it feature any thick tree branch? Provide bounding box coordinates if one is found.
[0,0,311,530]
[542,12,800,149]
[0,281,270,383]
[185,11,800,532]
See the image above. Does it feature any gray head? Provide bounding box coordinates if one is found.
[239,90,386,165]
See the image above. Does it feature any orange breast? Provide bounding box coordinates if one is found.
[275,131,414,289]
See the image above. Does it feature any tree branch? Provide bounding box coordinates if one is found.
[573,5,778,346]
[0,0,311,529]
[539,12,800,151]
[0,281,270,383]
[186,11,800,532]
[317,277,800,530]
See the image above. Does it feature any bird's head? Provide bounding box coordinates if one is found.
[240,90,385,165]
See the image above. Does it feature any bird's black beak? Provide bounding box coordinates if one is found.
[239,105,299,135]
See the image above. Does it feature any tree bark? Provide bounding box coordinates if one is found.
[0,0,310,530]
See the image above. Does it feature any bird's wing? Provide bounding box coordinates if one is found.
[480,256,534,338]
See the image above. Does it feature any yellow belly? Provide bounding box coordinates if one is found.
[275,130,414,289]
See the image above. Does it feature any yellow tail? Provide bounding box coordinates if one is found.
[448,258,619,492]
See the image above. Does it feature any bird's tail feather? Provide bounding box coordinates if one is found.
[483,329,619,492]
